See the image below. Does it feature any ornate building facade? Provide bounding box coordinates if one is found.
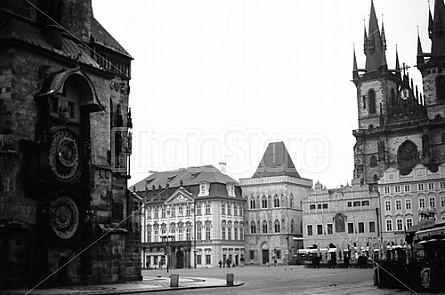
[379,163,445,243]
[240,142,312,265]
[302,180,380,250]
[132,165,245,269]
[0,0,139,288]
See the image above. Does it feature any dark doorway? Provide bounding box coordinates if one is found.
[262,250,269,264]
[57,256,69,286]
[176,250,184,269]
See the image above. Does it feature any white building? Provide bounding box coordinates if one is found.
[131,165,245,269]
[302,179,380,253]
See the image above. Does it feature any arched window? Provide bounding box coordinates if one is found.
[290,194,294,208]
[273,195,280,207]
[250,221,256,234]
[373,174,379,182]
[368,89,376,114]
[436,75,445,100]
[250,198,255,209]
[262,221,268,234]
[274,220,281,233]
[397,140,419,169]
[262,197,268,208]
[334,213,345,232]
[370,155,378,168]
[290,220,295,233]
[281,219,286,231]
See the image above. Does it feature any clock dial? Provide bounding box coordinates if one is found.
[48,131,82,182]
[50,196,80,240]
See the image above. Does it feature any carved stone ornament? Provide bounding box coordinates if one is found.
[49,196,80,239]
[48,131,81,182]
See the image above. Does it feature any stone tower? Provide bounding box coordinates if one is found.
[0,0,140,288]
[351,0,445,186]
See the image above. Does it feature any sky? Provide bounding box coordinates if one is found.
[92,0,429,188]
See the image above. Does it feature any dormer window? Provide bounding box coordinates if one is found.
[198,182,210,196]
[226,183,235,197]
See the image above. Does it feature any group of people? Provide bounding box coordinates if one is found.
[219,256,245,268]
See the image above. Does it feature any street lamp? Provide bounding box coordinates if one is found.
[161,234,175,273]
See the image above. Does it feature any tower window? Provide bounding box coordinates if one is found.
[436,75,445,100]
[370,156,378,168]
[368,90,376,114]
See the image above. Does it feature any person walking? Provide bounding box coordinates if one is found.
[226,258,231,268]
[218,260,222,268]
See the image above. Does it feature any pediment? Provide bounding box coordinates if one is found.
[165,188,194,204]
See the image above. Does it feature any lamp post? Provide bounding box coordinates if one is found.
[161,234,175,273]
[194,198,197,268]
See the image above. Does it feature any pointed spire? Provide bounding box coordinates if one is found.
[429,0,434,39]
[365,0,385,73]
[431,0,445,56]
[395,45,402,81]
[353,44,359,79]
[381,17,387,50]
[417,27,425,66]
[363,19,368,54]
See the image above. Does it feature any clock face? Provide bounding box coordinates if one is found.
[48,131,82,182]
[50,196,80,240]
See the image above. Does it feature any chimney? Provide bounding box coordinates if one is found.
[219,162,227,174]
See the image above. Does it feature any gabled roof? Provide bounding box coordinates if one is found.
[252,141,301,178]
[130,165,238,192]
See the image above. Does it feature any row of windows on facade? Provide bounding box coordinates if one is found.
[306,221,376,236]
[249,219,297,234]
[383,182,445,194]
[149,254,213,266]
[384,196,445,211]
[308,200,371,211]
[145,224,244,243]
[249,195,296,209]
[146,203,244,219]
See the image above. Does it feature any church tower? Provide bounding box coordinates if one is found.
[416,0,445,160]
[352,1,431,186]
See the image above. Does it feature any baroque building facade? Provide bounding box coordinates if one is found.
[0,0,140,288]
[240,142,312,265]
[378,163,445,243]
[132,165,245,269]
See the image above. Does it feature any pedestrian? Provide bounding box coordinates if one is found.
[218,260,222,268]
[226,258,231,268]
[240,256,245,267]
[232,260,236,268]
[274,259,277,267]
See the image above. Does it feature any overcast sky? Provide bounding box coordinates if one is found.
[92,0,429,188]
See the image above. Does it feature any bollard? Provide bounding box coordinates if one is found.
[226,273,234,286]
[170,274,179,287]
